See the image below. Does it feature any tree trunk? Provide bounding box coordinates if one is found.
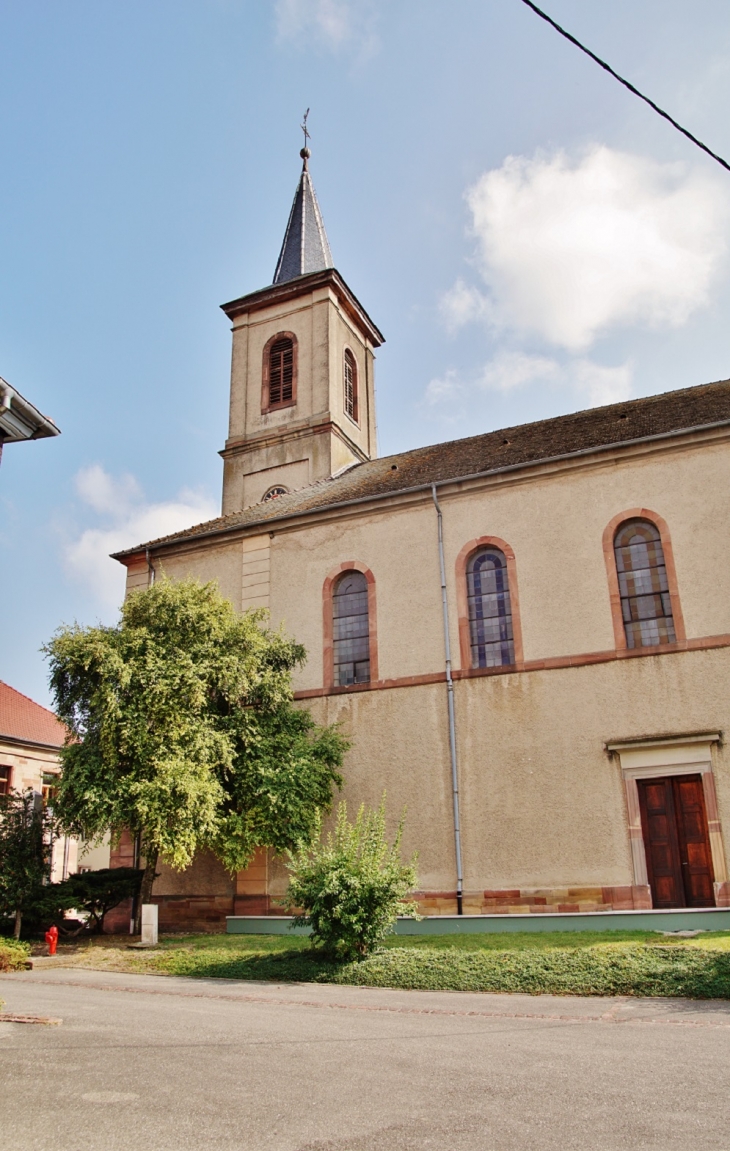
[134,846,159,934]
[13,909,22,940]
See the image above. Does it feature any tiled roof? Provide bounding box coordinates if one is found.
[113,378,730,558]
[273,154,333,285]
[0,681,66,748]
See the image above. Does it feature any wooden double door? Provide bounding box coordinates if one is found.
[638,774,715,908]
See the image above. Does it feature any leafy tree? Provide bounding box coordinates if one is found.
[44,578,346,926]
[285,797,420,960]
[0,789,54,939]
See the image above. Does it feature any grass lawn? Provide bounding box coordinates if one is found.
[25,928,730,999]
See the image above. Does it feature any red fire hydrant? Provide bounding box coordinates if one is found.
[45,925,58,956]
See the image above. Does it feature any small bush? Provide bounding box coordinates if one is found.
[284,798,419,960]
[0,936,31,974]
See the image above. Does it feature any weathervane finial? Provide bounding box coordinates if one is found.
[300,108,311,167]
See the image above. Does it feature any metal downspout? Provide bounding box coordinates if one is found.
[431,483,464,914]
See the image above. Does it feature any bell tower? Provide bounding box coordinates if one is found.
[219,142,385,514]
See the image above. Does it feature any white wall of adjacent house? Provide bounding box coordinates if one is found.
[77,832,112,872]
[0,739,112,881]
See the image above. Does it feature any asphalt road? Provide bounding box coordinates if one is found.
[1,967,729,1150]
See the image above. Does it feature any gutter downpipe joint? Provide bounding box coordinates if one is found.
[431,483,464,915]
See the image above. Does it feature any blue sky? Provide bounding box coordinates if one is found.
[2,0,730,706]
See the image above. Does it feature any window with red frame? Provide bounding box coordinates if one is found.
[333,570,370,686]
[466,548,515,668]
[344,349,358,422]
[268,337,294,407]
[614,519,676,648]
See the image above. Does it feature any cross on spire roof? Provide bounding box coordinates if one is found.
[272,116,333,285]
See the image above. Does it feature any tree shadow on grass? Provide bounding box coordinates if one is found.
[164,946,342,984]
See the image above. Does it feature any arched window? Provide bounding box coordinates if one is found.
[266,335,295,409]
[613,520,676,648]
[467,548,515,668]
[333,570,370,685]
[344,349,358,422]
[262,486,288,502]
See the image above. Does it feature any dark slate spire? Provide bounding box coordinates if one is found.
[273,147,333,285]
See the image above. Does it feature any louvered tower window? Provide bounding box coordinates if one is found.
[268,337,294,407]
[614,519,676,648]
[344,349,358,422]
[467,548,515,668]
[333,570,370,685]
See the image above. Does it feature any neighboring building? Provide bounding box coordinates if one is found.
[0,377,59,464]
[112,146,730,930]
[0,681,78,880]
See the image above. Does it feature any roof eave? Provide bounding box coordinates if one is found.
[220,268,385,347]
[0,379,60,442]
[111,416,730,562]
[0,733,65,753]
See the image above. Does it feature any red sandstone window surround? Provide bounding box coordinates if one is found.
[455,537,524,671]
[344,348,358,423]
[262,332,298,412]
[466,548,515,668]
[322,562,379,689]
[0,765,11,795]
[602,509,685,651]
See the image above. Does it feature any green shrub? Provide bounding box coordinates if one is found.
[0,789,54,939]
[284,798,419,960]
[0,936,31,974]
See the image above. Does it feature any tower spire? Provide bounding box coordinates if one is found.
[272,113,333,285]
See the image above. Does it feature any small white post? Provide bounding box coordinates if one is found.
[140,904,158,947]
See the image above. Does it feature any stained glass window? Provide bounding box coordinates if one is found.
[614,520,676,648]
[333,570,370,686]
[467,548,515,668]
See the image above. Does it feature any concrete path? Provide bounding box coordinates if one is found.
[1,966,729,1150]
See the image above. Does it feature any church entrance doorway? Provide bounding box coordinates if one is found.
[637,775,715,908]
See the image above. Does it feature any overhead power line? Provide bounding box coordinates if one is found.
[519,0,730,174]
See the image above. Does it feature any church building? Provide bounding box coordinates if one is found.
[113,144,730,930]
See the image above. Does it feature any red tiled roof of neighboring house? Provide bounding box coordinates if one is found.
[0,681,66,748]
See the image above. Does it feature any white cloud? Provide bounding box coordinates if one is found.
[425,368,462,405]
[73,463,142,516]
[571,359,633,407]
[479,351,559,392]
[274,0,376,53]
[439,279,493,332]
[64,466,217,613]
[426,353,633,416]
[450,146,728,350]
